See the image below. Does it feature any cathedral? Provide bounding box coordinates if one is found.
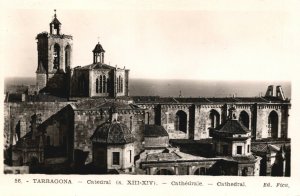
[35,11,129,98]
[4,11,290,176]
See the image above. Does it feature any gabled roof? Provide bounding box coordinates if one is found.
[213,119,250,134]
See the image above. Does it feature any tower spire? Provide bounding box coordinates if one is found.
[93,39,105,64]
[50,9,61,35]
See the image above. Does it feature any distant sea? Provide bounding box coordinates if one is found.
[4,77,291,98]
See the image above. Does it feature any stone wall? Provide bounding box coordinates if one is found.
[47,35,73,73]
[36,73,47,91]
[73,110,107,163]
[107,143,134,170]
[160,104,191,139]
[142,160,225,175]
[70,69,89,97]
[125,70,129,96]
[194,105,223,140]
[144,136,169,148]
[256,104,283,139]
[41,105,75,160]
[73,109,145,164]
[281,104,290,138]
[139,104,156,125]
[4,102,70,149]
[90,69,111,97]
[137,102,290,141]
[115,69,127,97]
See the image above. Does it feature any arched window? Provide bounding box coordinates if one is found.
[107,78,110,93]
[120,77,123,92]
[268,111,278,138]
[175,110,187,133]
[119,76,122,93]
[53,44,60,69]
[118,76,120,92]
[116,77,119,93]
[239,111,250,129]
[103,75,106,93]
[209,109,220,128]
[96,78,99,93]
[130,116,133,130]
[65,45,71,68]
[99,76,103,93]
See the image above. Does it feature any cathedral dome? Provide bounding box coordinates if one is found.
[91,121,133,144]
[93,42,105,53]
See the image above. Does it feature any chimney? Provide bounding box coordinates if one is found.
[112,112,118,122]
[265,85,274,97]
[21,93,26,102]
[276,86,286,100]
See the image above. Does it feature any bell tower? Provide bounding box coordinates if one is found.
[36,10,73,96]
[49,9,61,35]
[93,40,105,64]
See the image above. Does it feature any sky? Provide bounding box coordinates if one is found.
[0,0,299,82]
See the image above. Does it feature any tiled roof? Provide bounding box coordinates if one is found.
[144,125,169,137]
[214,119,250,134]
[263,96,289,102]
[27,94,69,102]
[251,143,281,153]
[76,63,115,70]
[205,97,237,102]
[95,101,141,110]
[133,96,289,104]
[231,155,258,162]
[72,99,143,110]
[91,122,134,144]
[50,17,61,25]
[92,42,105,53]
[146,152,181,162]
[173,97,210,103]
[132,96,179,103]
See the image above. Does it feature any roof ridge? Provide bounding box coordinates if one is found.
[205,98,212,102]
[259,97,269,102]
[173,98,179,103]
